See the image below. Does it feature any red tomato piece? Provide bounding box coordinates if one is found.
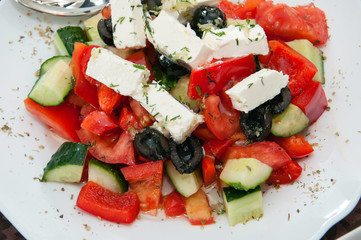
[129,99,155,128]
[218,0,265,20]
[24,98,80,142]
[71,43,99,107]
[204,138,233,160]
[97,83,125,115]
[126,50,154,81]
[119,106,142,132]
[192,123,217,142]
[202,94,241,140]
[258,40,318,97]
[101,5,111,19]
[76,181,140,224]
[80,110,118,136]
[269,134,314,159]
[77,128,136,165]
[291,80,328,124]
[222,141,292,170]
[121,161,163,214]
[163,191,186,217]
[184,189,214,225]
[202,156,217,187]
[266,161,303,185]
[187,55,256,100]
[256,2,328,45]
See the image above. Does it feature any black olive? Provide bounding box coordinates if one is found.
[134,127,169,161]
[169,135,203,174]
[191,5,227,37]
[97,17,115,47]
[240,104,272,142]
[269,86,292,114]
[156,51,190,77]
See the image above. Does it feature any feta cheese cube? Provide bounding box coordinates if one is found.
[146,10,213,69]
[86,47,150,96]
[110,0,146,49]
[203,24,269,60]
[133,83,204,143]
[226,69,289,113]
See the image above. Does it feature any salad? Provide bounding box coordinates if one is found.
[24,0,329,226]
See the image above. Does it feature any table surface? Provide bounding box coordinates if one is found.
[1,198,360,239]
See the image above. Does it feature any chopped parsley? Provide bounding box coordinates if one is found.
[133,64,146,70]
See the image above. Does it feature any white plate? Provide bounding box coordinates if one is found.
[0,0,360,239]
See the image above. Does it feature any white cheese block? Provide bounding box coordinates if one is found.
[110,0,146,49]
[203,24,269,60]
[133,83,204,143]
[162,0,221,12]
[85,47,150,96]
[225,69,289,113]
[146,10,213,69]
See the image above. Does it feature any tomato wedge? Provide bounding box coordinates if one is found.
[184,189,214,225]
[80,110,118,136]
[201,156,217,187]
[77,128,136,165]
[163,191,186,217]
[188,55,256,100]
[76,181,140,224]
[121,160,163,215]
[218,0,265,19]
[202,94,241,140]
[118,106,142,132]
[24,98,80,142]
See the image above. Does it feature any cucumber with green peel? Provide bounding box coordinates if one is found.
[164,160,203,198]
[28,59,74,106]
[39,56,71,77]
[220,158,273,191]
[88,158,128,193]
[42,142,88,182]
[83,13,106,43]
[271,103,310,138]
[286,39,325,84]
[54,26,87,56]
[222,186,263,226]
[170,75,200,112]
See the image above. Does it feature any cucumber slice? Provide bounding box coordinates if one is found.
[83,13,105,42]
[86,40,107,47]
[42,142,88,182]
[54,26,87,56]
[286,39,325,84]
[271,103,310,138]
[88,158,128,193]
[28,59,74,106]
[164,160,203,198]
[170,75,200,112]
[223,186,263,226]
[39,56,71,77]
[220,158,273,191]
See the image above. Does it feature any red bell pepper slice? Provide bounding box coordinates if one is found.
[24,98,80,142]
[77,128,136,165]
[187,55,256,100]
[76,181,140,224]
[266,161,303,185]
[126,50,154,81]
[80,45,100,85]
[121,160,163,215]
[291,80,328,124]
[163,191,186,217]
[269,134,314,159]
[258,40,318,97]
[201,156,217,187]
[80,110,118,136]
[184,189,214,225]
[71,43,99,107]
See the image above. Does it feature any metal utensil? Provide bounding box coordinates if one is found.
[14,0,108,16]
